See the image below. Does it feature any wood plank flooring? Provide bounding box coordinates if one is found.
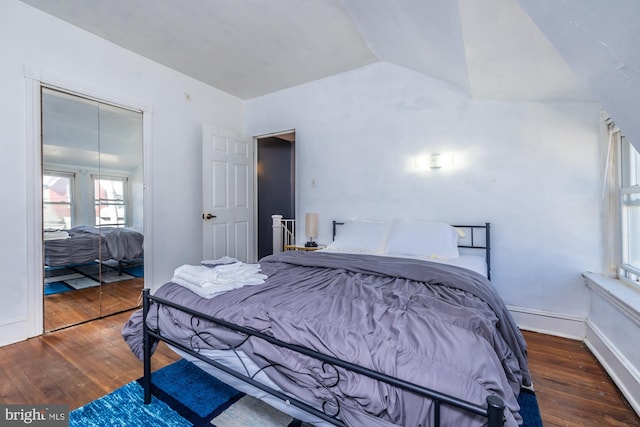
[523,330,639,426]
[0,313,638,426]
[0,311,179,409]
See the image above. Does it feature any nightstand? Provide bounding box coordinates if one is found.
[284,244,326,251]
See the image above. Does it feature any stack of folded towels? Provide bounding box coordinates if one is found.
[171,256,267,299]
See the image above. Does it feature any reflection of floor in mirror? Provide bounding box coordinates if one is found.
[44,276,144,332]
[44,260,143,295]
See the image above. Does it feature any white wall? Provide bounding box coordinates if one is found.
[0,0,244,345]
[0,0,608,347]
[245,62,603,329]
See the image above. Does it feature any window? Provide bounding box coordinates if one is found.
[43,171,74,230]
[607,120,640,286]
[619,133,640,282]
[93,175,127,227]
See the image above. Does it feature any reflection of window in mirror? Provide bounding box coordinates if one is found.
[43,171,74,230]
[93,176,128,228]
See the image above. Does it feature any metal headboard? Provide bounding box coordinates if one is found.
[332,221,491,280]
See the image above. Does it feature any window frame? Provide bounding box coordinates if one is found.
[608,120,640,288]
[619,134,640,283]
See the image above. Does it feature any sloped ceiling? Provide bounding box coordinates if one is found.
[20,0,591,102]
[20,0,378,100]
[341,0,591,101]
[18,0,640,148]
[518,0,640,150]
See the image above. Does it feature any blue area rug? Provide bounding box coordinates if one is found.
[518,388,543,427]
[69,359,543,426]
[70,360,243,427]
[44,261,141,295]
[123,264,144,277]
[44,281,74,295]
[69,381,191,427]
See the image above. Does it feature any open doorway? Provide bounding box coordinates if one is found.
[257,131,295,259]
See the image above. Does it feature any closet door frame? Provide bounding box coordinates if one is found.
[24,67,153,337]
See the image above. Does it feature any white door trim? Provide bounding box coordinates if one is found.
[24,66,153,337]
[254,130,297,258]
[25,71,43,338]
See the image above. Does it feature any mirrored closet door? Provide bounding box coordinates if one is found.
[41,87,144,331]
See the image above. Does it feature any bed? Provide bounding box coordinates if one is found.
[44,225,144,271]
[122,219,531,426]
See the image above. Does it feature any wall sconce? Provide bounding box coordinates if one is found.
[412,153,455,172]
[431,153,455,170]
[430,154,443,169]
[305,212,319,247]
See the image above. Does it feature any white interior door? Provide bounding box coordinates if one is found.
[202,125,255,262]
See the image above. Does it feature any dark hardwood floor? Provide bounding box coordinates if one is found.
[0,313,637,426]
[0,311,179,409]
[523,330,639,426]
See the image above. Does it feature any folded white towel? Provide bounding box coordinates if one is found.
[201,256,238,267]
[171,259,267,299]
[171,276,252,299]
[174,264,265,284]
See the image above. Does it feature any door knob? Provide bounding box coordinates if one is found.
[203,213,217,220]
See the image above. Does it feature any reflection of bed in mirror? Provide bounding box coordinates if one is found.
[44,226,143,274]
[44,225,144,332]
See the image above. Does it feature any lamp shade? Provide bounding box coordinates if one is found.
[305,213,318,239]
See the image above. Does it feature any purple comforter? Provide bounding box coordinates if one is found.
[123,251,530,427]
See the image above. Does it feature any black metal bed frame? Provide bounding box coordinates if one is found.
[332,221,491,280]
[141,221,505,426]
[142,290,505,427]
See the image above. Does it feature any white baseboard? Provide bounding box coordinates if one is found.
[0,316,29,347]
[584,320,640,416]
[507,305,585,340]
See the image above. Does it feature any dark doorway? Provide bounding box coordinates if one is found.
[257,133,295,259]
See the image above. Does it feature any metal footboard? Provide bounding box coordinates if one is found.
[141,289,505,427]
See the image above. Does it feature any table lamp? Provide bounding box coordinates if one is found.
[304,213,318,247]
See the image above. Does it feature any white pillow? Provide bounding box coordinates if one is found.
[384,219,460,259]
[326,219,390,252]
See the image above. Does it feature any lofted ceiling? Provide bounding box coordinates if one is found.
[19,0,640,150]
[20,0,592,102]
